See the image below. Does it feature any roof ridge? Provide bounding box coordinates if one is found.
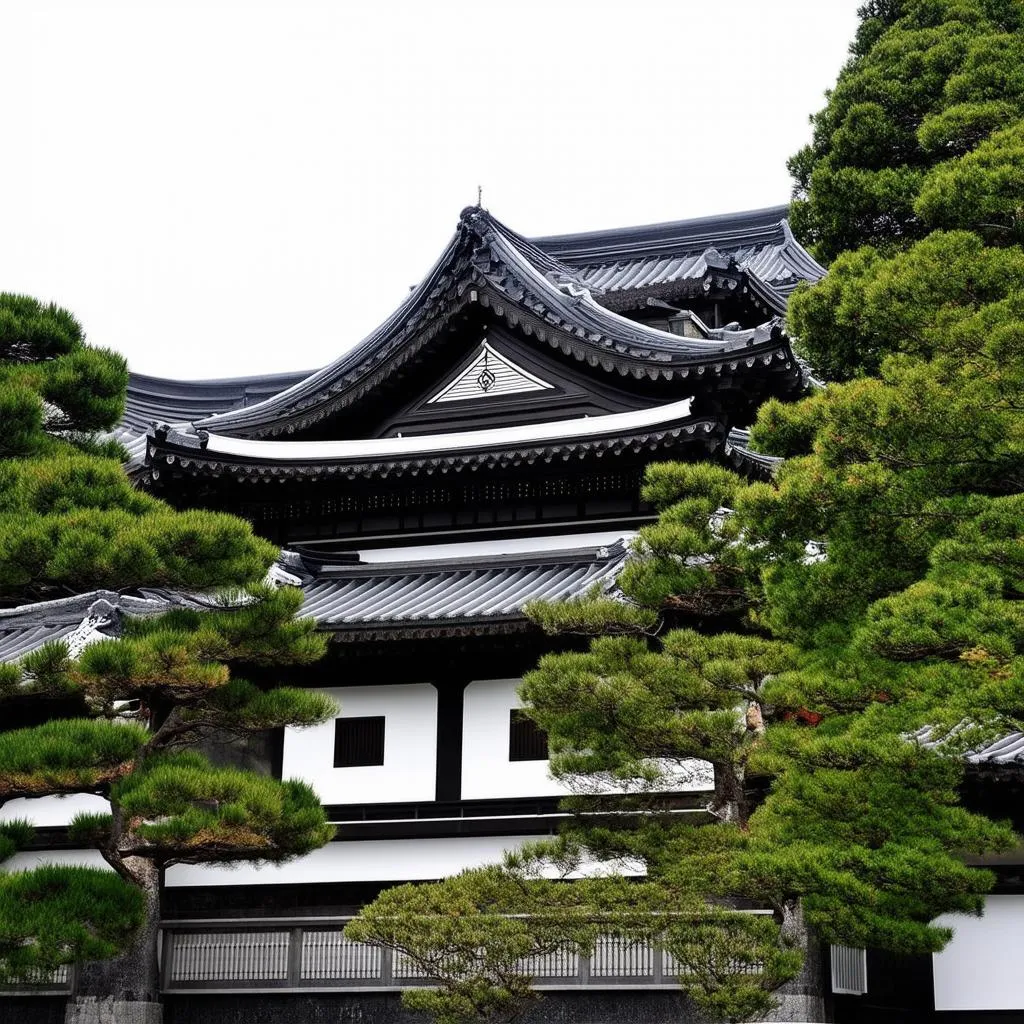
[532,205,791,259]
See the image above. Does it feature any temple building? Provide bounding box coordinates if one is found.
[3,204,1022,1023]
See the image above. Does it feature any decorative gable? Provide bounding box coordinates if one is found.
[427,342,554,404]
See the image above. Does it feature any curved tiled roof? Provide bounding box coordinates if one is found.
[183,208,801,439]
[0,590,210,663]
[116,206,816,442]
[534,206,825,299]
[0,541,633,656]
[911,725,1024,766]
[723,428,784,480]
[297,539,629,639]
[123,370,310,433]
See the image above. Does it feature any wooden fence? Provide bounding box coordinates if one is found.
[160,917,696,993]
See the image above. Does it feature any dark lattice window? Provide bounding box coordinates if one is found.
[509,709,548,762]
[334,716,386,768]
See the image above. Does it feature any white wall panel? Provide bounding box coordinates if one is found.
[933,895,1024,1010]
[168,834,541,887]
[461,678,566,800]
[165,834,646,887]
[0,793,109,827]
[282,684,437,805]
[460,678,713,800]
[3,848,110,872]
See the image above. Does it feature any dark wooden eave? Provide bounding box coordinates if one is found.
[145,400,728,484]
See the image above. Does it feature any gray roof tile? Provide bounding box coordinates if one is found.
[297,541,628,632]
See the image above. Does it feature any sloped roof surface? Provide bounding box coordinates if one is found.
[0,590,207,662]
[297,539,628,635]
[137,207,801,440]
[912,725,1024,766]
[534,205,825,298]
[119,206,818,440]
[123,370,310,433]
[0,542,631,659]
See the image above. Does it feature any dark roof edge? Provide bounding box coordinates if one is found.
[302,539,628,579]
[532,205,792,259]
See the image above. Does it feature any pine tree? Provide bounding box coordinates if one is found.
[788,0,1024,264]
[0,293,279,604]
[0,297,337,1016]
[346,4,1024,1021]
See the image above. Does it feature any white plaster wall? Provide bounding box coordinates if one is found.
[3,848,110,872]
[933,895,1024,1010]
[0,793,109,827]
[460,679,714,800]
[282,684,437,805]
[165,834,645,887]
[168,834,541,886]
[461,678,566,800]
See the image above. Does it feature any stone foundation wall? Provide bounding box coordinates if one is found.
[0,996,67,1024]
[162,991,700,1024]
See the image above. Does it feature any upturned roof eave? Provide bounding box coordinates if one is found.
[145,407,727,482]
[188,208,801,440]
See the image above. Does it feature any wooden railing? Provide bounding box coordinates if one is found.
[0,963,73,995]
[159,917,704,993]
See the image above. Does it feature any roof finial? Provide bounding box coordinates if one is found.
[477,184,483,209]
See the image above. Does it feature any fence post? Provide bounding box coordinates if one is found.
[578,951,591,987]
[158,931,174,992]
[287,927,304,986]
[381,945,394,988]
[653,941,664,985]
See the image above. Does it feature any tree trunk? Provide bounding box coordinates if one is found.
[764,900,827,1024]
[712,763,747,824]
[66,858,162,1024]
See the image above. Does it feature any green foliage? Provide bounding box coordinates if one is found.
[346,866,605,1024]
[0,866,145,982]
[0,820,34,863]
[346,866,788,1024]
[0,291,334,984]
[788,0,1024,261]
[0,296,279,604]
[0,293,127,453]
[0,583,334,981]
[189,678,339,733]
[525,586,657,635]
[741,726,1015,952]
[106,752,333,864]
[521,632,793,793]
[616,463,752,617]
[0,720,147,800]
[71,586,328,708]
[663,911,802,1023]
[123,583,327,667]
[0,504,279,601]
[787,230,1024,379]
[916,121,1024,242]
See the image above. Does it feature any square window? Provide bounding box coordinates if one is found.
[334,716,386,768]
[509,709,548,762]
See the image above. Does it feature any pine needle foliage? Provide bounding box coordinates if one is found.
[351,6,1024,1021]
[0,296,336,994]
[0,296,278,605]
[0,866,146,983]
[0,590,335,991]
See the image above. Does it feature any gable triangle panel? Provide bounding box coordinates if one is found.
[428,342,555,404]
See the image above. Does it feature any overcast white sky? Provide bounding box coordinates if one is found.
[2,1,861,379]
